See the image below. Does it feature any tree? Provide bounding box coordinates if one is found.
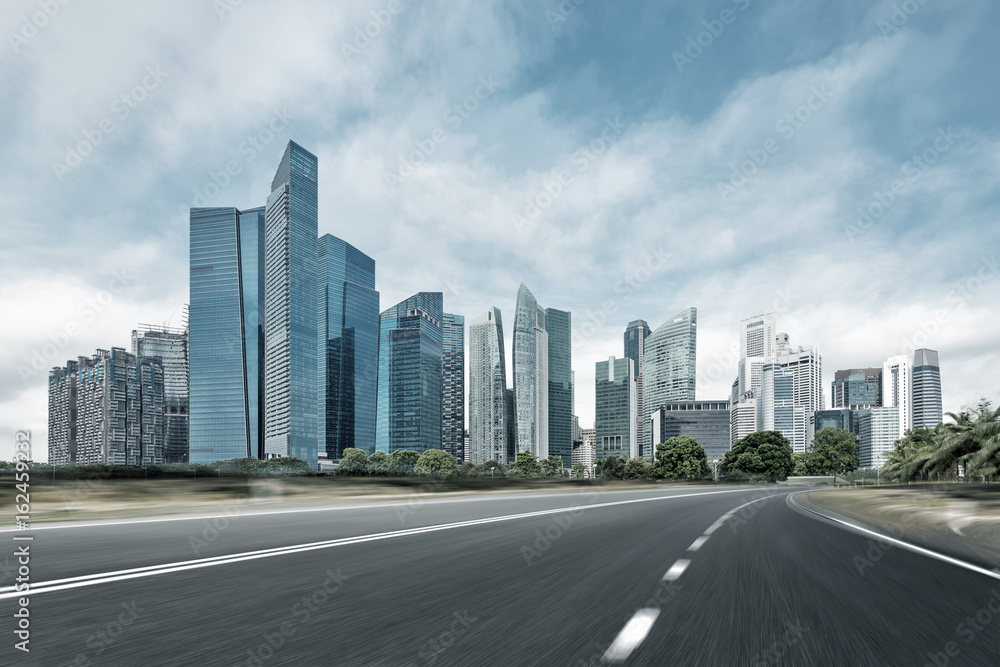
[654,436,710,480]
[720,431,793,482]
[458,461,478,477]
[367,451,392,476]
[390,449,421,476]
[541,455,564,478]
[622,457,653,480]
[806,428,860,475]
[791,452,810,477]
[334,448,369,476]
[507,451,542,478]
[480,460,505,477]
[571,462,588,479]
[597,456,624,480]
[414,449,459,478]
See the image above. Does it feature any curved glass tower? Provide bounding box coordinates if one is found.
[642,307,697,452]
[513,283,548,459]
[469,308,508,465]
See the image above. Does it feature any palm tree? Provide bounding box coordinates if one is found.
[961,400,1000,479]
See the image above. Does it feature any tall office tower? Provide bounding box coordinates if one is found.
[912,349,942,429]
[189,206,266,462]
[730,398,758,445]
[572,415,581,443]
[376,292,444,453]
[650,400,731,462]
[758,363,808,452]
[132,326,189,463]
[595,356,637,460]
[814,408,861,437]
[546,308,573,467]
[469,308,509,465]
[505,388,517,461]
[624,319,651,460]
[832,368,882,408]
[49,349,164,465]
[776,337,823,413]
[858,406,900,468]
[642,307,697,454]
[882,354,912,439]
[737,312,778,398]
[513,284,549,459]
[317,234,379,459]
[264,141,319,468]
[442,313,466,462]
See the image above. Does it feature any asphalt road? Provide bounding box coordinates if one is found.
[1,484,998,666]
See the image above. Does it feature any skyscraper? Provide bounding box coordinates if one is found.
[376,292,444,453]
[650,400,731,462]
[912,348,942,429]
[189,206,266,462]
[882,354,912,439]
[264,141,319,468]
[758,363,808,452]
[859,406,900,468]
[442,313,466,462]
[595,356,637,460]
[513,284,548,459]
[736,312,777,399]
[546,307,572,467]
[469,308,509,465]
[132,325,190,463]
[642,307,697,454]
[624,319,651,460]
[832,368,882,408]
[318,234,379,459]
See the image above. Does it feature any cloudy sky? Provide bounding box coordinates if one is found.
[2,0,999,461]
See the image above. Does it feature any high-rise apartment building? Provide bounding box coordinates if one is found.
[376,292,444,453]
[758,363,808,452]
[859,406,900,468]
[882,354,912,440]
[624,319,651,459]
[318,234,379,459]
[132,326,189,463]
[513,284,548,459]
[650,400,731,462]
[595,356,637,460]
[546,308,573,467]
[642,307,697,454]
[48,348,164,466]
[832,368,882,408]
[189,206,266,462]
[469,308,510,465]
[442,313,465,462]
[912,348,942,429]
[264,141,319,468]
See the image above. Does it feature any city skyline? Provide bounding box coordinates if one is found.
[6,1,1000,461]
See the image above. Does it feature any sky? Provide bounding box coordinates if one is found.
[2,0,999,462]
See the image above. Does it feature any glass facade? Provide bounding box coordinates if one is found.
[265,141,319,468]
[469,308,508,465]
[376,292,444,453]
[814,408,861,437]
[652,401,731,462]
[318,234,379,459]
[595,356,636,460]
[859,406,899,468]
[642,307,697,451]
[442,313,465,462]
[624,319,650,456]
[189,206,265,462]
[832,368,881,408]
[546,307,572,467]
[912,349,942,429]
[513,283,548,458]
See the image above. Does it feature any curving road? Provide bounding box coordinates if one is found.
[1,485,998,666]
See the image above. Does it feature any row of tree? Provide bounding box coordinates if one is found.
[334,448,570,479]
[883,400,1000,482]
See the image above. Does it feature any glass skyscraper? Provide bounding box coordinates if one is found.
[912,348,942,429]
[624,319,651,456]
[642,307,697,452]
[650,400,731,462]
[595,356,637,460]
[376,292,444,453]
[318,234,379,459]
[546,307,572,467]
[189,206,266,462]
[513,284,548,459]
[832,368,882,408]
[264,141,319,468]
[468,308,509,465]
[442,313,465,462]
